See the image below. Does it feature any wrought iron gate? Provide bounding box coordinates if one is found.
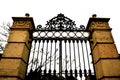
[25,14,95,80]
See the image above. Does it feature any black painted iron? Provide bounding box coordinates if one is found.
[25,14,95,80]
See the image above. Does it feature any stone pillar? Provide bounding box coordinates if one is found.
[0,13,35,80]
[86,14,120,80]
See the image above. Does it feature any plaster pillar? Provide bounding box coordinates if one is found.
[86,14,120,80]
[0,13,35,80]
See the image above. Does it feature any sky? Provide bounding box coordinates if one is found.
[0,0,120,53]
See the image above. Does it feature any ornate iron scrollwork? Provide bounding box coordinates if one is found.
[46,13,76,30]
[34,14,90,39]
[36,13,79,31]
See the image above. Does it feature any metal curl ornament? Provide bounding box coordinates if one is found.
[80,25,85,30]
[37,25,42,30]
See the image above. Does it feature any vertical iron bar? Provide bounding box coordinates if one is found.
[40,40,45,68]
[54,40,57,70]
[69,40,72,70]
[73,40,77,78]
[65,40,67,70]
[69,40,73,77]
[49,40,53,80]
[59,40,62,77]
[50,40,53,69]
[65,40,68,78]
[36,40,41,69]
[85,40,90,69]
[53,40,57,79]
[45,40,49,70]
[73,40,76,69]
[85,40,91,76]
[39,40,44,80]
[77,40,82,80]
[88,39,97,79]
[25,39,33,76]
[77,40,81,69]
[31,40,37,70]
[81,40,87,77]
[44,40,48,79]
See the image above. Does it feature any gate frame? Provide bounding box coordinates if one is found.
[27,13,92,80]
[0,13,120,80]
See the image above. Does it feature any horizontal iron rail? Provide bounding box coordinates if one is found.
[32,37,89,41]
[33,29,90,32]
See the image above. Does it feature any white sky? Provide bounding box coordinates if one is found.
[0,0,120,53]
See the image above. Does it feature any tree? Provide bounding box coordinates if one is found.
[0,22,10,54]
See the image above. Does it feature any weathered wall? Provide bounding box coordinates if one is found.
[86,14,120,80]
[0,14,34,80]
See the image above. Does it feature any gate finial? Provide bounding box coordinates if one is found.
[92,14,97,18]
[25,13,30,17]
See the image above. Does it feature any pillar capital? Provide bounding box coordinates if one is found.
[86,15,110,31]
[86,15,114,50]
[12,14,35,30]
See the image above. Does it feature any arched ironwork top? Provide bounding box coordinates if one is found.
[46,13,76,30]
[36,13,85,31]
